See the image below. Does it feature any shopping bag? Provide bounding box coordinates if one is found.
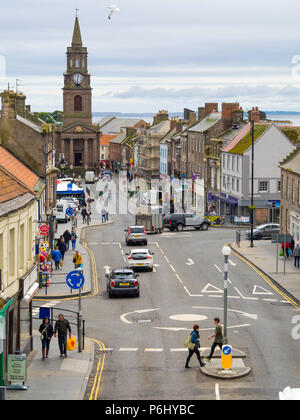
[66,337,77,351]
[184,335,195,350]
[60,260,64,267]
[280,250,284,257]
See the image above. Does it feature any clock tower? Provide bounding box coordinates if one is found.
[63,16,92,127]
[56,15,99,170]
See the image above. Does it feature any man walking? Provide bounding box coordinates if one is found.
[207,317,223,361]
[54,314,72,358]
[51,246,62,270]
[101,207,106,223]
[81,206,87,224]
[294,243,300,268]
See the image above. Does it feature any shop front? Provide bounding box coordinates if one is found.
[290,210,300,244]
[0,299,13,386]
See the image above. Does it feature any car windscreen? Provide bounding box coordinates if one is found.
[57,205,64,212]
[130,228,144,233]
[113,273,134,279]
[132,253,148,260]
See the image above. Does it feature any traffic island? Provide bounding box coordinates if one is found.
[200,348,251,379]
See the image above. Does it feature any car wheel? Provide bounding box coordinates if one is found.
[136,291,140,298]
[201,223,209,231]
[177,223,184,232]
[149,267,153,272]
[108,291,113,298]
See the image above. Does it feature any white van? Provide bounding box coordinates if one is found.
[56,201,71,223]
[85,171,96,184]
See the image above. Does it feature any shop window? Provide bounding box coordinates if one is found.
[9,228,15,277]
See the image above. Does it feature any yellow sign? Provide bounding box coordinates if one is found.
[221,345,232,370]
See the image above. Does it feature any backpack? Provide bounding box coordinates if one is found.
[184,334,195,350]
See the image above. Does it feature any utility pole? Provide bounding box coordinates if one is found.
[250,119,255,248]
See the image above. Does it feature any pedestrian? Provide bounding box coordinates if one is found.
[281,241,291,258]
[63,229,72,251]
[51,246,62,270]
[207,317,223,361]
[81,206,87,223]
[58,237,66,262]
[71,229,78,250]
[185,324,206,368]
[39,317,54,360]
[56,235,64,249]
[105,209,109,222]
[86,210,91,226]
[294,243,300,268]
[102,207,106,223]
[54,314,72,358]
[291,236,295,254]
[73,250,83,269]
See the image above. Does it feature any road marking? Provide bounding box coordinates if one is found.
[120,308,160,324]
[262,298,278,302]
[119,348,138,352]
[208,295,223,298]
[183,286,204,297]
[121,249,124,256]
[169,314,207,322]
[252,285,273,295]
[103,265,111,274]
[144,348,163,352]
[176,274,183,284]
[214,264,222,273]
[89,338,106,400]
[215,383,221,400]
[192,306,258,320]
[229,259,237,266]
[234,287,259,300]
[169,264,176,272]
[186,258,194,266]
[170,348,188,352]
[202,283,223,293]
[88,242,98,245]
[164,255,170,263]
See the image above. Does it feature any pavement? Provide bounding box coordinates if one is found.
[6,331,94,400]
[37,192,114,299]
[231,240,300,304]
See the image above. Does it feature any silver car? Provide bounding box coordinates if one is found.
[126,249,154,271]
[125,226,148,246]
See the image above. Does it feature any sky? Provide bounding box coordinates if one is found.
[1,0,300,113]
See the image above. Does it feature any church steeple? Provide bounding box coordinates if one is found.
[72,16,82,47]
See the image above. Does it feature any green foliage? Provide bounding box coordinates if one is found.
[280,128,300,144]
[230,125,269,154]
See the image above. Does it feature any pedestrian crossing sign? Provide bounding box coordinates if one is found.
[221,344,232,370]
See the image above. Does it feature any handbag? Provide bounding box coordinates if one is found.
[184,335,195,351]
[66,337,77,351]
[40,325,48,342]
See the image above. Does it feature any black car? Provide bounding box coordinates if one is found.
[106,269,140,298]
[163,213,211,232]
[246,223,280,240]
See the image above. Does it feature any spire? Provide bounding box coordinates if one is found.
[72,15,82,47]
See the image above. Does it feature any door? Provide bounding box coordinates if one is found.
[74,152,82,167]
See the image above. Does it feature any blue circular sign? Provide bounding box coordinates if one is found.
[222,345,232,355]
[66,207,74,217]
[66,270,85,290]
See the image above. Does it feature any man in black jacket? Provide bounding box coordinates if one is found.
[54,314,72,357]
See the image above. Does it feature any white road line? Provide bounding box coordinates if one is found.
[88,242,98,245]
[215,383,221,400]
[214,264,222,273]
[121,250,124,256]
[119,348,138,352]
[170,348,188,352]
[164,255,170,263]
[229,259,237,266]
[144,348,163,352]
[169,264,176,272]
[234,287,259,300]
[208,295,223,298]
[262,298,278,302]
[184,286,204,297]
[118,243,122,249]
[176,274,183,284]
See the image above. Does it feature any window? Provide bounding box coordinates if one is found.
[286,177,289,199]
[19,224,25,270]
[237,179,240,192]
[74,95,82,112]
[75,58,79,68]
[277,180,281,192]
[259,181,268,192]
[232,178,235,190]
[236,157,239,172]
[223,175,226,187]
[70,58,73,67]
[9,228,15,276]
[232,156,235,171]
[227,155,230,169]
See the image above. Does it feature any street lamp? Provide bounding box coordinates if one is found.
[222,245,231,345]
[250,119,255,248]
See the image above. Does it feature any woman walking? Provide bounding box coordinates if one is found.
[39,317,54,360]
[58,237,66,262]
[185,324,206,369]
[63,229,72,251]
[71,229,78,251]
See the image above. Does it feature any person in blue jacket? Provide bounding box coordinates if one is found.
[185,324,206,368]
[51,246,62,270]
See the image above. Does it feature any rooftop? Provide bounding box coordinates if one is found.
[222,124,270,155]
[100,134,117,146]
[0,145,40,191]
[99,117,145,135]
[280,147,300,175]
[188,112,222,133]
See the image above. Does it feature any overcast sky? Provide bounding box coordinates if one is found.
[1,0,300,113]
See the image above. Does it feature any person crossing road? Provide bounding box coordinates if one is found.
[185,324,206,369]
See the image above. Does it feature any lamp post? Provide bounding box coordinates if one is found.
[222,245,231,345]
[250,119,255,248]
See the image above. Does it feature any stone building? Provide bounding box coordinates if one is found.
[280,147,300,242]
[55,16,99,171]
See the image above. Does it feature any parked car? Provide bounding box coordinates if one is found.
[246,223,280,240]
[125,226,148,245]
[56,201,71,223]
[126,249,154,271]
[85,171,97,184]
[106,269,140,298]
[163,213,211,232]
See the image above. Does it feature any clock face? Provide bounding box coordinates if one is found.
[73,73,83,86]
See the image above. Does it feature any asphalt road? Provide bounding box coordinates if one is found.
[56,179,300,400]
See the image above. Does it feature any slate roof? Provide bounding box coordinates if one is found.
[99,117,142,135]
[0,145,39,191]
[188,112,222,133]
[16,114,41,132]
[109,133,127,144]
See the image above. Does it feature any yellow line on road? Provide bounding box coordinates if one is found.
[231,248,300,310]
[89,338,106,400]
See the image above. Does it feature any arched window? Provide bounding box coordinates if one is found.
[74,95,82,112]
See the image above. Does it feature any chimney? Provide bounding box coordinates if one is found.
[153,110,169,125]
[198,107,206,121]
[0,90,17,119]
[16,92,26,116]
[250,107,260,123]
[205,103,218,116]
[170,119,177,130]
[232,107,244,125]
[222,102,239,121]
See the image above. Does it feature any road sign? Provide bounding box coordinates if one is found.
[66,270,85,290]
[39,224,49,235]
[39,307,50,319]
[221,344,232,370]
[66,207,74,217]
[272,234,291,243]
